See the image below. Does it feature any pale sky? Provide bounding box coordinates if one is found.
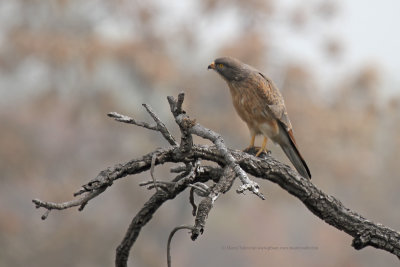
[272,0,400,97]
[1,0,399,103]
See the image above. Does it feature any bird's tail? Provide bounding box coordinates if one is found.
[278,122,311,179]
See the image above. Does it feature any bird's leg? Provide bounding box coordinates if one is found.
[255,137,268,157]
[244,135,256,151]
[249,135,255,148]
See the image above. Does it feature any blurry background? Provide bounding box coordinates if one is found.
[1,0,400,266]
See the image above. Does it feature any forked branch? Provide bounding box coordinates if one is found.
[33,92,400,267]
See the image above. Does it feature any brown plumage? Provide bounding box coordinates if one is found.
[208,56,311,179]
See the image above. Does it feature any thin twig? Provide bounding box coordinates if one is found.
[139,180,174,191]
[187,183,210,197]
[32,187,106,219]
[176,92,185,114]
[190,187,197,216]
[139,180,174,187]
[167,93,194,154]
[189,183,210,216]
[107,112,157,130]
[170,164,187,173]
[167,225,194,267]
[150,153,159,192]
[142,104,177,146]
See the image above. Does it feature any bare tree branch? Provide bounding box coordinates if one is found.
[115,159,209,267]
[33,92,400,267]
[191,166,236,240]
[142,104,177,146]
[107,112,158,131]
[168,92,265,200]
[32,187,106,218]
[149,153,159,192]
[108,106,177,146]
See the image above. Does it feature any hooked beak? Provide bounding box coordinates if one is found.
[207,62,215,70]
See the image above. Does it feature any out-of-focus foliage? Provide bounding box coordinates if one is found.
[1,0,399,266]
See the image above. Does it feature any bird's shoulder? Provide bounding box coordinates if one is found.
[252,72,282,103]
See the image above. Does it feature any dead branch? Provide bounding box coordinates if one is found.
[33,92,400,267]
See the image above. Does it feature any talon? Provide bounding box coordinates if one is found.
[255,148,264,157]
[255,137,268,157]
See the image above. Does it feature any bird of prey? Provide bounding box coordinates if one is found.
[208,57,311,179]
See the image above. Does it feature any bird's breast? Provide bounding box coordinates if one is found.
[227,81,278,137]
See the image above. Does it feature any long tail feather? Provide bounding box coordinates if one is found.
[278,122,311,179]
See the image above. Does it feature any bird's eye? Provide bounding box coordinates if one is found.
[218,63,224,68]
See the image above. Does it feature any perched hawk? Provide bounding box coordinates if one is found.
[208,57,311,179]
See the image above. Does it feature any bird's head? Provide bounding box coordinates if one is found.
[208,57,249,82]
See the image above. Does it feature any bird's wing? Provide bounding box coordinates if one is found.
[256,72,292,131]
[256,72,311,178]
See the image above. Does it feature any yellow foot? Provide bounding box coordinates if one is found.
[255,137,268,157]
[243,134,256,153]
[249,135,255,148]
